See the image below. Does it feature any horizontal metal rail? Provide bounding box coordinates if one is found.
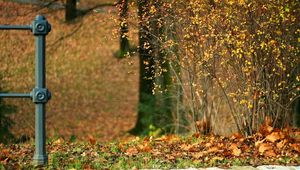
[0,25,32,30]
[0,93,31,98]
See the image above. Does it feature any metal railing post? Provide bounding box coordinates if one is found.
[32,15,51,166]
[0,15,51,166]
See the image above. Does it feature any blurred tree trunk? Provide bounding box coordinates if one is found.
[65,0,77,22]
[130,0,174,135]
[0,74,14,144]
[130,0,155,135]
[293,66,300,127]
[152,1,173,133]
[118,0,130,57]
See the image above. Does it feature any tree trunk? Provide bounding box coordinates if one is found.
[130,0,175,135]
[130,0,156,135]
[65,0,77,22]
[119,0,130,57]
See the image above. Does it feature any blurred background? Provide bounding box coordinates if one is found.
[0,0,299,144]
[0,0,139,142]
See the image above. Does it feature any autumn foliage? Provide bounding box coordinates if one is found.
[1,126,300,168]
[127,0,300,135]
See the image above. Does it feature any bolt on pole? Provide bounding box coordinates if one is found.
[0,15,51,166]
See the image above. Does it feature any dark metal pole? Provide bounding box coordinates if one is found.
[0,93,31,98]
[0,15,51,166]
[0,25,31,30]
[31,15,51,166]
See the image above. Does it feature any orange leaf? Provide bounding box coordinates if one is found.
[138,143,152,153]
[290,143,300,153]
[258,143,272,154]
[264,150,276,157]
[230,133,243,140]
[266,132,284,143]
[255,139,265,147]
[192,152,205,159]
[207,146,219,153]
[125,147,139,156]
[88,135,96,145]
[276,139,287,149]
[229,144,241,156]
[259,116,274,136]
[180,143,198,152]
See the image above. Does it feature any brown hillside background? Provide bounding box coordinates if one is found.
[0,0,237,142]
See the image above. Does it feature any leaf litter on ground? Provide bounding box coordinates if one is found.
[0,126,300,169]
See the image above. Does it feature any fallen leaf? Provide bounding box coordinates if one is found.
[192,152,205,159]
[259,117,274,135]
[264,150,276,157]
[180,143,198,152]
[166,154,176,160]
[125,147,139,156]
[229,144,241,156]
[290,143,300,153]
[255,139,266,147]
[230,133,243,140]
[276,139,287,149]
[88,135,96,145]
[258,143,273,154]
[53,138,63,145]
[207,146,219,153]
[205,142,212,147]
[211,156,224,161]
[266,132,285,143]
[138,143,152,152]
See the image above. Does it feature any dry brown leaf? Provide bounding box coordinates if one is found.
[276,139,287,149]
[255,139,266,147]
[258,143,273,154]
[192,152,205,159]
[207,146,219,153]
[290,143,300,153]
[229,144,241,156]
[266,132,285,143]
[211,156,224,161]
[259,125,274,136]
[88,135,96,145]
[231,133,243,140]
[155,135,177,142]
[138,143,152,153]
[205,142,212,147]
[180,144,192,151]
[259,117,274,135]
[125,147,139,156]
[53,138,63,145]
[151,149,162,156]
[264,149,276,157]
[166,154,176,160]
